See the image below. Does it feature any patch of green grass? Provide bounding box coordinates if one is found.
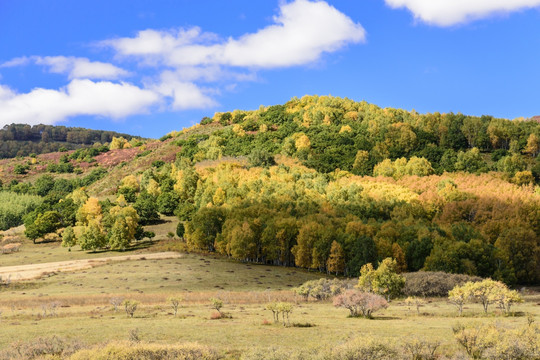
[0,294,537,354]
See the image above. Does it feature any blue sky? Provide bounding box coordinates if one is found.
[1,0,539,138]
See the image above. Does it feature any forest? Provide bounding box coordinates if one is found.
[4,95,540,284]
[0,124,140,158]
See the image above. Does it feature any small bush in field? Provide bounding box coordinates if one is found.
[209,297,223,314]
[404,296,426,315]
[123,300,139,318]
[110,297,124,312]
[333,290,388,318]
[128,328,140,343]
[168,297,182,317]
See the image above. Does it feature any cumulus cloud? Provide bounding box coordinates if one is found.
[0,80,160,126]
[150,71,218,110]
[0,0,365,126]
[105,0,365,68]
[385,0,540,26]
[35,56,130,79]
[1,56,129,80]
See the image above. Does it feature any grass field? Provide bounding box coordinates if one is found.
[1,218,539,358]
[1,242,539,357]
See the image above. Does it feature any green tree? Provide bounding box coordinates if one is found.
[61,226,76,248]
[24,210,62,244]
[133,191,160,225]
[79,220,107,251]
[357,258,405,301]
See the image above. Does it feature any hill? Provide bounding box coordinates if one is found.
[1,95,539,285]
[0,123,142,159]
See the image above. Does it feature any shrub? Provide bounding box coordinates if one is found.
[330,337,398,360]
[294,278,353,301]
[404,297,426,315]
[123,300,139,318]
[402,338,440,360]
[69,341,221,360]
[333,290,388,318]
[403,271,481,297]
[449,279,523,315]
[209,297,223,314]
[168,297,182,316]
[0,336,85,360]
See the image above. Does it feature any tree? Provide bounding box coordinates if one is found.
[525,133,540,157]
[352,150,371,176]
[357,258,405,301]
[404,296,425,315]
[448,286,468,316]
[34,175,55,197]
[391,243,407,273]
[133,191,160,225]
[372,258,406,300]
[248,149,275,168]
[454,148,487,173]
[77,197,102,226]
[333,290,388,318]
[276,302,293,326]
[210,297,223,315]
[466,279,504,314]
[79,220,106,251]
[25,210,62,244]
[176,222,185,239]
[168,297,182,317]
[108,205,139,250]
[157,191,180,216]
[327,241,345,275]
[61,226,76,248]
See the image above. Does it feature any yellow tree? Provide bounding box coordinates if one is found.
[525,133,540,157]
[327,241,345,275]
[77,197,102,226]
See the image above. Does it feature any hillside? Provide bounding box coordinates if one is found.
[0,124,142,159]
[1,95,539,285]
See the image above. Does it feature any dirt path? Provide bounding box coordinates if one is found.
[0,252,182,281]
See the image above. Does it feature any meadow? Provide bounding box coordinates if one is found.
[0,234,538,358]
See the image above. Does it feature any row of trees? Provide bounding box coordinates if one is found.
[0,124,139,158]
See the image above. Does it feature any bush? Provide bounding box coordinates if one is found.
[70,341,221,360]
[330,337,398,360]
[333,290,388,318]
[403,271,481,297]
[123,300,139,318]
[0,336,86,360]
[294,278,353,301]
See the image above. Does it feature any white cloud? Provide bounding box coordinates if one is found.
[1,56,129,80]
[35,56,130,80]
[0,57,31,68]
[0,80,160,126]
[0,0,365,126]
[385,0,540,26]
[105,0,365,68]
[151,71,217,110]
